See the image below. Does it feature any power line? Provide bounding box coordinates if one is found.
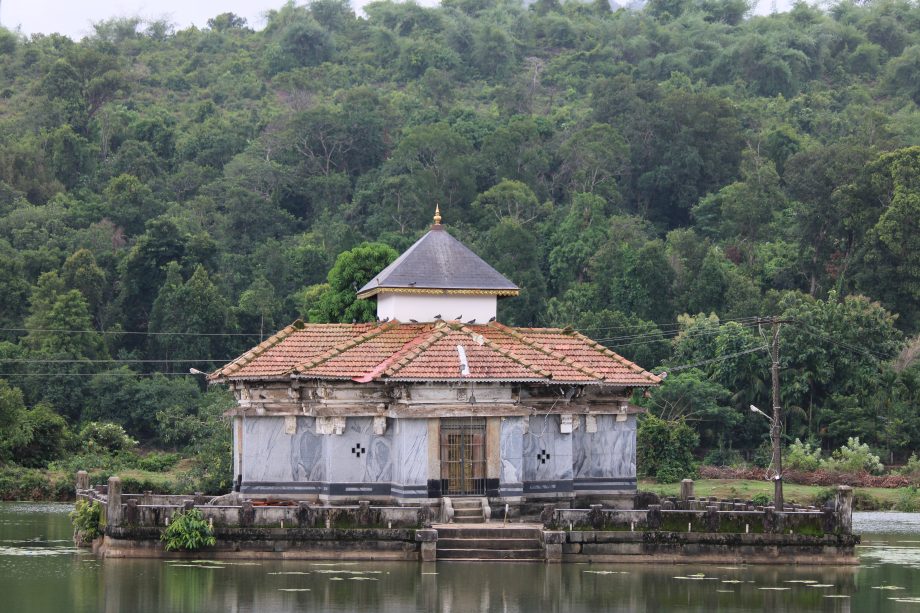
[794,324,895,362]
[0,372,200,377]
[655,345,769,375]
[0,327,263,337]
[575,315,762,334]
[0,359,230,364]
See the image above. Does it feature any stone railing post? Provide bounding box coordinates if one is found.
[239,501,255,527]
[680,479,694,502]
[416,529,438,562]
[647,505,661,531]
[835,485,853,535]
[75,471,89,493]
[107,476,123,528]
[542,531,565,563]
[706,505,720,533]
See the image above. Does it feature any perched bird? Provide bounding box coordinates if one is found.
[434,314,442,319]
[408,281,416,287]
[455,314,462,321]
[409,318,419,323]
[466,318,476,324]
[488,316,496,322]
[382,317,390,323]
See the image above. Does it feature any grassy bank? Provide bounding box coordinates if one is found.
[0,460,200,502]
[641,479,918,511]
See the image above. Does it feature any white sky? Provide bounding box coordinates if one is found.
[0,1,397,39]
[0,0,779,40]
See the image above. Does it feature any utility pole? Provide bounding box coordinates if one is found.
[770,318,783,511]
[763,316,794,511]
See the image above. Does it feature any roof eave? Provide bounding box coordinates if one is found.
[357,287,520,300]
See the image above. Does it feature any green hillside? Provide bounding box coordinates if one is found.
[0,0,918,484]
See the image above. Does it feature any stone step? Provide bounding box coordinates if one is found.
[452,516,485,524]
[451,500,482,509]
[453,508,483,517]
[436,527,542,539]
[437,538,542,550]
[436,548,544,561]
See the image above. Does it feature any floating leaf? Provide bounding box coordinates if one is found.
[278,588,311,592]
[758,587,791,591]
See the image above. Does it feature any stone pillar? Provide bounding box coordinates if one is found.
[239,501,255,527]
[107,476,123,528]
[543,531,565,563]
[647,504,662,531]
[416,529,438,562]
[125,499,138,525]
[680,479,694,501]
[835,485,854,535]
[706,505,720,533]
[75,471,89,492]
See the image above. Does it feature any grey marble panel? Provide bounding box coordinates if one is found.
[573,415,636,479]
[523,415,573,482]
[291,417,325,481]
[392,418,428,486]
[500,417,524,485]
[241,417,295,482]
[326,417,394,483]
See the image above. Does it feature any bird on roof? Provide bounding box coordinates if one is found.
[409,318,419,323]
[434,314,441,319]
[381,317,390,323]
[488,316,496,322]
[467,318,476,324]
[455,314,462,320]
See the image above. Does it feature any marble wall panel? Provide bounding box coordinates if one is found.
[241,417,295,482]
[499,417,524,485]
[392,418,428,486]
[573,415,636,479]
[523,415,573,482]
[325,417,394,483]
[291,417,325,481]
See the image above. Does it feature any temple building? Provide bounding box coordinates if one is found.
[209,208,660,513]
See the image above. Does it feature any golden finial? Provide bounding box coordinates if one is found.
[433,204,442,225]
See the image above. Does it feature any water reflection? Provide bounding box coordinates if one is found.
[2,504,919,612]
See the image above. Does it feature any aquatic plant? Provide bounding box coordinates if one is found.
[69,499,102,545]
[161,508,216,551]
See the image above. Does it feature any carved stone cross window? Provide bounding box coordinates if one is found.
[352,444,366,458]
[538,450,551,464]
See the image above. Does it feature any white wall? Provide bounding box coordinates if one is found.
[376,292,497,323]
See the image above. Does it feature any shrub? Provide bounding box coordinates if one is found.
[134,452,181,472]
[703,444,743,467]
[161,508,216,551]
[80,422,137,453]
[894,487,920,512]
[821,437,884,475]
[898,453,920,483]
[751,493,771,506]
[69,499,103,544]
[638,414,699,483]
[785,438,822,472]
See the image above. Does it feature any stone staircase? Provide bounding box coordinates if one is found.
[451,498,486,524]
[435,526,544,561]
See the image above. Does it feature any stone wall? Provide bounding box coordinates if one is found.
[238,416,428,502]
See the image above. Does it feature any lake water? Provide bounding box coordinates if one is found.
[1,503,918,612]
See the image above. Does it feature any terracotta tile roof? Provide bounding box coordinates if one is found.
[209,320,660,387]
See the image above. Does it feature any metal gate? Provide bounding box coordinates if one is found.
[440,417,486,496]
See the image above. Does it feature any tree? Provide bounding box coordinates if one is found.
[471,179,545,226]
[308,243,398,323]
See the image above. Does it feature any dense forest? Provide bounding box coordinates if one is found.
[0,0,918,488]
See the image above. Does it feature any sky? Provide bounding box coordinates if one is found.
[0,0,781,40]
[0,0,402,39]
